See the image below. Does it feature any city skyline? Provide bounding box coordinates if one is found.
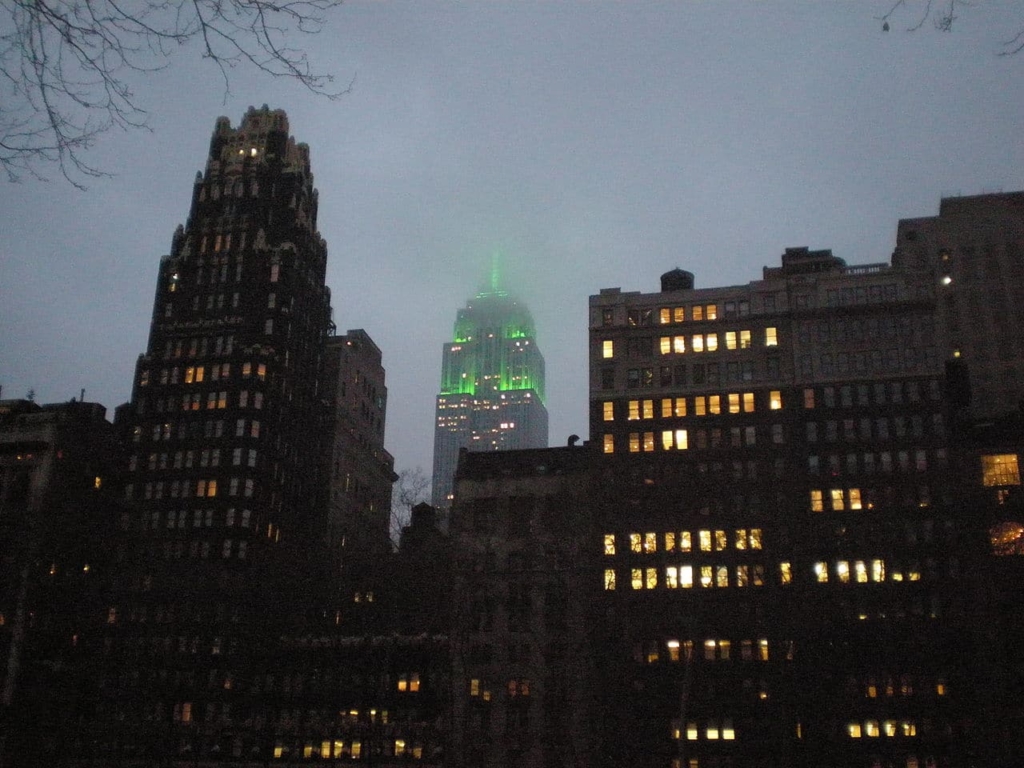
[2,3,1023,484]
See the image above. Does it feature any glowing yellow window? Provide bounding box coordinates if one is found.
[981,454,1021,486]
[642,400,654,419]
[664,532,676,551]
[394,740,406,756]
[707,722,719,740]
[728,393,741,413]
[674,397,687,416]
[736,564,749,586]
[901,721,916,736]
[631,569,643,590]
[694,397,706,416]
[765,327,778,346]
[936,679,947,696]
[810,490,823,512]
[680,565,694,588]
[743,392,755,412]
[662,430,674,450]
[674,307,685,322]
[708,396,721,414]
[849,488,862,510]
[814,562,828,583]
[274,744,284,758]
[692,306,704,321]
[659,308,671,324]
[836,560,850,583]
[660,336,672,354]
[714,530,727,551]
[675,429,688,450]
[665,566,678,588]
[645,568,658,589]
[871,559,885,582]
[661,398,673,417]
[848,723,862,738]
[680,531,692,552]
[780,562,793,584]
[603,434,614,454]
[603,534,616,555]
[831,489,845,511]
[630,533,642,553]
[686,722,699,740]
[643,432,655,452]
[602,340,614,359]
[706,304,718,320]
[351,743,361,759]
[674,335,686,353]
[692,335,704,353]
[735,529,748,550]
[629,433,640,453]
[628,401,640,420]
[644,532,657,553]
[723,719,736,740]
[706,334,718,351]
[749,529,762,549]
[855,560,868,583]
[769,390,782,410]
[603,402,614,421]
[758,639,769,661]
[321,741,331,758]
[716,566,729,587]
[739,330,751,349]
[699,530,712,551]
[667,639,680,661]
[604,569,616,590]
[726,331,737,350]
[700,565,713,587]
[864,720,879,738]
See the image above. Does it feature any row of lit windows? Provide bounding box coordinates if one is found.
[675,720,736,741]
[604,557,945,590]
[148,390,264,414]
[847,720,917,738]
[601,328,777,359]
[648,638,772,663]
[605,391,783,422]
[142,361,266,388]
[604,530,763,555]
[467,677,531,700]
[156,335,236,361]
[605,424,776,453]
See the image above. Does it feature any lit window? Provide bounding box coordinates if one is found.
[849,488,862,510]
[603,402,614,421]
[604,569,616,590]
[631,569,643,590]
[630,533,642,553]
[770,390,782,410]
[694,397,706,416]
[982,454,1021,486]
[729,393,741,413]
[659,336,672,355]
[661,430,674,450]
[646,568,657,589]
[739,330,751,349]
[686,722,698,741]
[603,534,616,555]
[700,565,713,587]
[706,334,718,351]
[836,560,850,583]
[603,434,614,454]
[643,432,655,452]
[674,335,686,353]
[665,566,678,588]
[699,530,712,551]
[644,532,657,553]
[831,489,845,511]
[714,530,727,551]
[705,304,717,319]
[780,562,793,584]
[643,400,654,419]
[629,433,640,453]
[765,327,778,346]
[722,719,735,740]
[680,531,692,551]
[855,560,868,583]
[628,401,640,420]
[602,340,614,359]
[680,565,693,588]
[708,396,721,414]
[726,331,737,350]
[675,429,688,450]
[743,392,755,412]
[871,559,885,582]
[848,723,862,738]
[665,532,676,551]
[810,490,823,512]
[814,562,828,583]
[865,720,880,738]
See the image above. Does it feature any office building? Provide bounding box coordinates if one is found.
[893,192,1024,417]
[99,106,335,763]
[431,276,548,511]
[588,250,984,768]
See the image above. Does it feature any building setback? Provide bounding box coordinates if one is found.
[431,273,549,513]
[98,106,336,763]
[588,251,987,768]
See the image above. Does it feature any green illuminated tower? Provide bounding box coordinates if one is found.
[431,268,548,510]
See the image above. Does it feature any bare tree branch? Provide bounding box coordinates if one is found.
[0,0,345,187]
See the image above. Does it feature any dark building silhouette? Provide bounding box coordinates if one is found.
[431,271,549,514]
[0,399,125,767]
[99,106,337,763]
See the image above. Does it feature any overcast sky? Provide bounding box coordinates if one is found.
[1,2,1022,486]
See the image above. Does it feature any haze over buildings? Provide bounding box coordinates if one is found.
[2,4,1023,480]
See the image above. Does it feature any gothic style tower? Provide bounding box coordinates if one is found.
[431,269,548,511]
[111,107,333,760]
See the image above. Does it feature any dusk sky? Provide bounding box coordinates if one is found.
[1,2,1022,486]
